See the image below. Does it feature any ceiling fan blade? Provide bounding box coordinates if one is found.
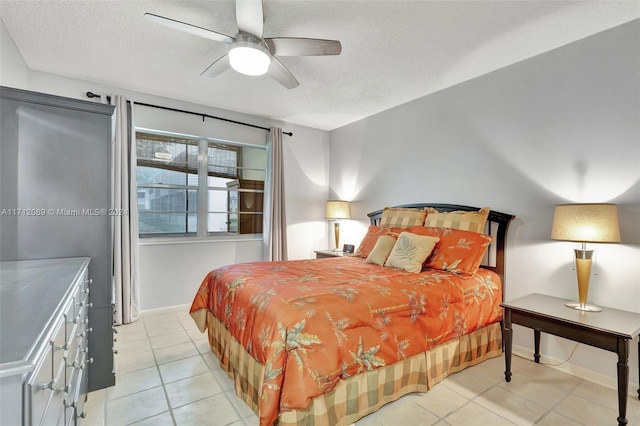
[236,0,264,37]
[268,56,299,89]
[201,55,231,78]
[265,38,342,56]
[145,13,235,45]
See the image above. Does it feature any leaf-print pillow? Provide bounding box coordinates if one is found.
[406,226,494,276]
[384,232,440,273]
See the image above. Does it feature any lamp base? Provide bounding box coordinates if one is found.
[565,301,602,312]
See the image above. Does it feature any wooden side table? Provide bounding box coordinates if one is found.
[502,293,640,426]
[314,250,353,259]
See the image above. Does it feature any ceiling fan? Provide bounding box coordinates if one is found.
[145,0,342,89]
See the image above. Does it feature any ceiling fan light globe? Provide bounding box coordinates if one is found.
[229,45,270,76]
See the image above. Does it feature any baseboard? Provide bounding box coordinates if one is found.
[512,344,639,396]
[141,303,191,315]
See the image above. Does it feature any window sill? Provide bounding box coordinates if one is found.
[138,234,263,246]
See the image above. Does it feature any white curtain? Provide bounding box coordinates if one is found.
[111,95,141,325]
[263,127,288,261]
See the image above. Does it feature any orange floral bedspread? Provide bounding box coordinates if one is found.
[189,256,502,425]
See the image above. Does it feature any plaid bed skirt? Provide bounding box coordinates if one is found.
[205,312,502,425]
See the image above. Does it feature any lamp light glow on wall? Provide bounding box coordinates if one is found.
[325,200,350,251]
[550,203,621,312]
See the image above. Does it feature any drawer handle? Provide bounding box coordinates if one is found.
[88,278,93,286]
[72,316,88,325]
[40,379,55,391]
[77,357,94,370]
[69,359,84,370]
[57,383,72,394]
[78,411,87,419]
[77,326,91,338]
[55,343,68,351]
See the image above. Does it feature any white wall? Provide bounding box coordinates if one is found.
[0,19,331,310]
[0,19,28,88]
[5,15,640,387]
[329,20,640,387]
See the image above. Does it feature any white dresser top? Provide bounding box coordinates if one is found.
[0,257,90,376]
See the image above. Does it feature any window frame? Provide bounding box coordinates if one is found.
[135,128,267,241]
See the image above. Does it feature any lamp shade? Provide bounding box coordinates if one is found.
[551,203,621,243]
[325,200,350,220]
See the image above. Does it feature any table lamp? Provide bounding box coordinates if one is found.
[550,203,621,312]
[325,200,350,251]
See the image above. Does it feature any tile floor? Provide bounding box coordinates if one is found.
[82,304,640,425]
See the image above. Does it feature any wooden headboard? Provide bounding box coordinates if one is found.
[367,204,515,299]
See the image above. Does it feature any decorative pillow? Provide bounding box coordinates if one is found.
[365,235,398,266]
[424,207,490,234]
[355,226,385,258]
[384,232,440,274]
[380,207,436,228]
[355,226,403,258]
[407,226,493,276]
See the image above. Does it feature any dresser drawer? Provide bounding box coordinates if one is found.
[64,354,81,425]
[26,310,71,426]
[64,322,79,376]
[40,389,65,426]
[66,352,89,426]
[51,315,68,384]
[75,272,90,317]
[76,288,91,318]
[63,292,75,338]
[24,342,55,425]
[75,366,89,425]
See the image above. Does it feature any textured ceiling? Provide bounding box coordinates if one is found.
[1,1,638,131]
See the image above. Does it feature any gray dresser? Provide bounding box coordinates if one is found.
[0,86,115,392]
[0,258,91,425]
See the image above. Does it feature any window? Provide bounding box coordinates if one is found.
[136,131,266,237]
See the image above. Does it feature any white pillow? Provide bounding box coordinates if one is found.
[384,232,440,273]
[365,235,397,266]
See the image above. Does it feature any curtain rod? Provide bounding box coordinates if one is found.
[85,91,293,136]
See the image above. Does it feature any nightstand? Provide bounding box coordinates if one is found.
[314,250,353,259]
[502,293,640,426]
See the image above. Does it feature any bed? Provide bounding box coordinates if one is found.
[190,203,514,425]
